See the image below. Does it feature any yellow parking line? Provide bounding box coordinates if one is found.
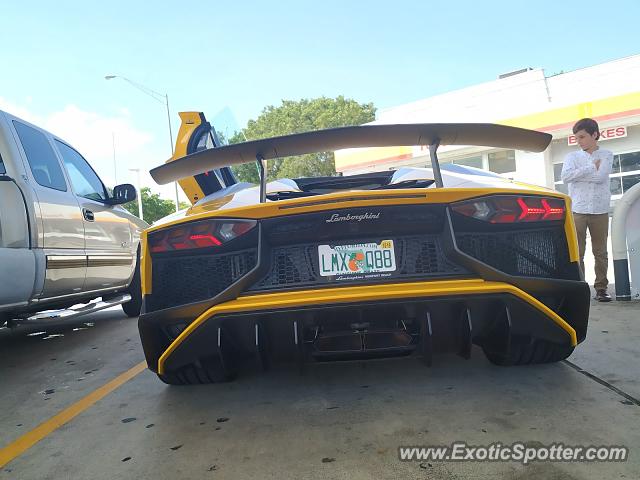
[0,361,147,468]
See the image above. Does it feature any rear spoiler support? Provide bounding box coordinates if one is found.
[428,140,443,188]
[256,154,267,203]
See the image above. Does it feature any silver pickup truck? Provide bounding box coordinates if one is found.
[0,109,148,326]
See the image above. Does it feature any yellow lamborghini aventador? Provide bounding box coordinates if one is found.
[138,112,589,385]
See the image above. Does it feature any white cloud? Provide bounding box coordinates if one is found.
[45,104,152,159]
[0,98,184,202]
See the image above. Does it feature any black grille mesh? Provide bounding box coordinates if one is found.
[149,249,257,311]
[401,236,457,275]
[261,246,318,287]
[250,236,466,291]
[455,228,570,278]
[250,246,315,290]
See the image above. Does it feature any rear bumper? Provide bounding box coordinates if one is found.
[139,278,589,375]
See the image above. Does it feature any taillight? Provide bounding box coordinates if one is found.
[148,219,257,253]
[451,195,565,223]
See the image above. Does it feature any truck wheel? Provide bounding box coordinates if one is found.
[157,355,237,385]
[483,339,574,366]
[122,259,142,318]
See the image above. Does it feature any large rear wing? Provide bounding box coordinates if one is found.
[150,123,552,202]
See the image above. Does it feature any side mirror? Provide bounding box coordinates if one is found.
[110,184,137,205]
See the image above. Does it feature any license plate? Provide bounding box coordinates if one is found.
[318,240,396,277]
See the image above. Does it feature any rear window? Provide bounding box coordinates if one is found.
[13,121,67,191]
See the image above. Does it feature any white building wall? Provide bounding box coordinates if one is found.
[545,55,640,106]
[376,69,550,124]
[513,151,546,187]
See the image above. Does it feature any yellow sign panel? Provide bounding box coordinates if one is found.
[499,91,640,131]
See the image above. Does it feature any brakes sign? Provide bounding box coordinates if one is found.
[568,126,627,145]
[318,240,396,276]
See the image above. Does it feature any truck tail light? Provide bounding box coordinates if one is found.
[148,219,257,253]
[451,195,565,223]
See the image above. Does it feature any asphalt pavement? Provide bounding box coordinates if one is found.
[1,300,639,480]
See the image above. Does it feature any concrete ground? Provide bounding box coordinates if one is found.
[0,299,639,480]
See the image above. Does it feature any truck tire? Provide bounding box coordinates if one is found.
[483,339,574,366]
[122,258,142,318]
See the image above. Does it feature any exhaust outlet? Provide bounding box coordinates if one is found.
[312,326,414,359]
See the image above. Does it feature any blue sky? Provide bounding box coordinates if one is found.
[1,0,639,197]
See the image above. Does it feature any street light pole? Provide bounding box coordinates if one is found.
[105,74,180,211]
[112,131,117,184]
[164,93,180,211]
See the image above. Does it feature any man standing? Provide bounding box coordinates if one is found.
[561,118,613,302]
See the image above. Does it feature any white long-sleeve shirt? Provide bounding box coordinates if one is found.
[560,148,613,214]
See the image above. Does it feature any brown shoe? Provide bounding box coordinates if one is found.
[595,289,612,302]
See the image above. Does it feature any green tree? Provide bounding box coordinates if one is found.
[230,96,376,183]
[123,187,190,224]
